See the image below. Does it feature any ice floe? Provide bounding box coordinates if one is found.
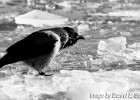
[15,10,68,27]
[0,70,139,100]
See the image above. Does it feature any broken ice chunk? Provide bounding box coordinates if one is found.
[98,36,127,55]
[15,10,68,27]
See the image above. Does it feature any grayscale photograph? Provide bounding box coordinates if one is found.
[0,0,140,100]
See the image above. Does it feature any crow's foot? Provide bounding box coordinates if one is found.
[36,71,53,76]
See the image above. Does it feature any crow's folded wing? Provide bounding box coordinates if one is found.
[6,31,58,61]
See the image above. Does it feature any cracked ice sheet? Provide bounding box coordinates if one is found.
[0,70,140,100]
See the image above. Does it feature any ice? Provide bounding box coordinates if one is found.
[0,70,139,100]
[15,10,68,27]
[98,36,127,54]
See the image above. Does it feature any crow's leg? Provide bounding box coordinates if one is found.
[35,71,54,76]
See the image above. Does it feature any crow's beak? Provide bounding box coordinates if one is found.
[77,35,85,40]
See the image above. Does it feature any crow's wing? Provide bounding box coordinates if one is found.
[6,30,58,61]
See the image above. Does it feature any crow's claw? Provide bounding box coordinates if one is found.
[36,71,54,76]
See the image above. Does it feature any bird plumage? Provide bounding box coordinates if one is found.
[0,27,85,75]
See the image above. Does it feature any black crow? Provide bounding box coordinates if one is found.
[0,27,85,76]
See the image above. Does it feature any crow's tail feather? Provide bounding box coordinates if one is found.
[0,53,17,68]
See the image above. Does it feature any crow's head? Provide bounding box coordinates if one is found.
[63,27,85,48]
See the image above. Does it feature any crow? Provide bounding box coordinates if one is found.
[0,27,85,76]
